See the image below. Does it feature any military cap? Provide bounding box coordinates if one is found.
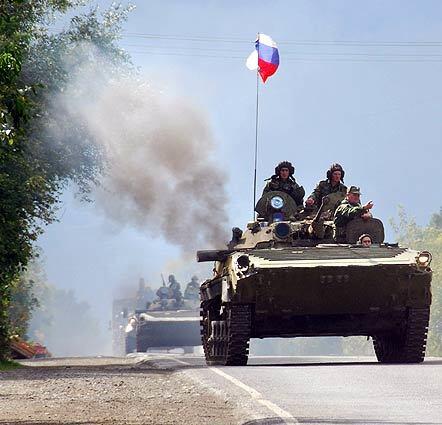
[347,186,361,195]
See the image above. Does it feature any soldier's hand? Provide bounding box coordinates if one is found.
[305,197,315,206]
[363,200,374,210]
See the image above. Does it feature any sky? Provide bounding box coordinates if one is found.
[39,0,442,346]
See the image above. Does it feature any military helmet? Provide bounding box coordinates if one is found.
[326,163,345,182]
[275,161,295,176]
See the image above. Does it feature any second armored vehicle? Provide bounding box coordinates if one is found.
[125,277,201,353]
[198,191,432,366]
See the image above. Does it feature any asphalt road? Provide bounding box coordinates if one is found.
[141,354,442,425]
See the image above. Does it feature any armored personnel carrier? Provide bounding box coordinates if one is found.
[197,191,432,366]
[125,282,201,353]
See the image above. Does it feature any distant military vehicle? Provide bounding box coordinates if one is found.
[125,276,201,353]
[112,278,155,356]
[197,190,432,366]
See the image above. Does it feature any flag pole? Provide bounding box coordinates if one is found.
[253,58,260,219]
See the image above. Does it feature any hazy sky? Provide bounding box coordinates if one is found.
[40,1,441,332]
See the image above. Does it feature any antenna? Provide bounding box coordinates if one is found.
[252,34,260,219]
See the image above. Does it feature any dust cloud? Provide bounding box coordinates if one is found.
[55,50,229,253]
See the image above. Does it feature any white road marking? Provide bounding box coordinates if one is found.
[209,366,299,424]
[166,356,298,422]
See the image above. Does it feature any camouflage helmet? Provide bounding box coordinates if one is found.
[326,163,345,182]
[274,161,295,176]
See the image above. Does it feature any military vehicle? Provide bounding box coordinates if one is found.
[125,277,201,353]
[197,190,432,366]
[112,278,155,356]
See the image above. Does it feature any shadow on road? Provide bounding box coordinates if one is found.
[243,417,439,425]
[244,359,442,368]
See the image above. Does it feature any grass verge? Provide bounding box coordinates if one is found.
[0,359,21,371]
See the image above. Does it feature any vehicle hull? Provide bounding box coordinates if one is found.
[236,264,431,338]
[200,246,432,340]
[136,310,200,351]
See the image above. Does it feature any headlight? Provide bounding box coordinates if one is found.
[416,251,432,268]
[236,254,250,270]
[270,196,284,209]
[274,222,291,239]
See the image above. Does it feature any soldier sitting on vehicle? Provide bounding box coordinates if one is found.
[333,186,374,242]
[305,163,347,212]
[357,233,373,247]
[168,274,183,306]
[184,275,200,300]
[262,161,305,206]
[156,282,170,300]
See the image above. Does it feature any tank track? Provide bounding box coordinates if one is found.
[373,307,430,363]
[225,304,251,366]
[200,302,211,362]
[200,302,251,366]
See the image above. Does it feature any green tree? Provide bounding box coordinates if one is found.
[0,1,131,360]
[8,253,48,339]
[430,207,442,230]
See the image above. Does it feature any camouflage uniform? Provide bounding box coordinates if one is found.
[262,177,305,206]
[168,275,183,306]
[333,198,367,241]
[309,180,347,207]
[184,276,199,300]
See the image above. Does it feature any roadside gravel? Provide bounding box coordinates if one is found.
[0,356,244,425]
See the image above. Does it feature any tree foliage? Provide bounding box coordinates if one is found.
[429,207,442,230]
[9,264,40,339]
[0,0,131,360]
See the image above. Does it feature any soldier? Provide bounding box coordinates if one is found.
[184,275,200,300]
[333,186,374,242]
[156,281,170,300]
[168,274,183,306]
[262,161,305,206]
[358,233,373,247]
[305,163,347,210]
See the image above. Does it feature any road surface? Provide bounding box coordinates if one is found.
[144,354,442,425]
[2,354,441,424]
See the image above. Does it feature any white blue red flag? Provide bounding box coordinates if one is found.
[246,33,280,83]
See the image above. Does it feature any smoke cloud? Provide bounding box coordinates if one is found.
[52,49,229,253]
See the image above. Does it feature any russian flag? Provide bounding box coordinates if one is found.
[246,34,279,83]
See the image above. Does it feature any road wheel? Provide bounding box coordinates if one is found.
[201,301,251,366]
[373,307,430,363]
